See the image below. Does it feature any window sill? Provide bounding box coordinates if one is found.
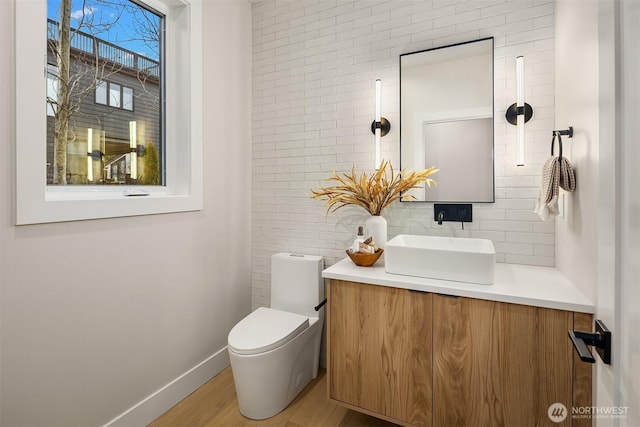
[18,190,202,225]
[45,187,169,200]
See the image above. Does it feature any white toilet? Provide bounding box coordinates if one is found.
[227,253,325,420]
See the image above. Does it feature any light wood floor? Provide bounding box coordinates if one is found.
[149,367,399,427]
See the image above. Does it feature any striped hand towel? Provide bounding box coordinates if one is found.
[535,156,576,220]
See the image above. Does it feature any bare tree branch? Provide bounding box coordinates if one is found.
[49,0,160,185]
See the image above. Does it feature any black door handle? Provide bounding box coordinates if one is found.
[569,330,596,363]
[568,319,611,365]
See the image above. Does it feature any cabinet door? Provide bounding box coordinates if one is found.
[432,294,574,427]
[328,280,433,427]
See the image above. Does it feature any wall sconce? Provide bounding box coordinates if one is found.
[87,128,94,182]
[129,120,138,180]
[88,130,105,160]
[505,56,533,166]
[370,79,390,169]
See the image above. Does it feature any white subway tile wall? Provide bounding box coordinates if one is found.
[252,0,556,308]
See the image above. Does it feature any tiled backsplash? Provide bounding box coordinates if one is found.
[252,0,556,308]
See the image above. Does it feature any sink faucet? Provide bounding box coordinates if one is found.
[437,211,445,225]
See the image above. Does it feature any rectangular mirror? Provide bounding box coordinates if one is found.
[400,37,494,203]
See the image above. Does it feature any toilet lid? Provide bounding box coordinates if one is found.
[228,307,310,355]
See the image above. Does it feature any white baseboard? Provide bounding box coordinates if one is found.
[103,346,230,427]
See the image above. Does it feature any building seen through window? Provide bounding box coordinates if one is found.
[95,80,134,111]
[46,0,163,185]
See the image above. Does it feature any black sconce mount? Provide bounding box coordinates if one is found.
[87,149,103,160]
[87,145,146,160]
[370,117,391,137]
[131,145,146,157]
[505,103,534,125]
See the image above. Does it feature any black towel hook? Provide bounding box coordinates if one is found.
[551,126,573,161]
[551,133,563,160]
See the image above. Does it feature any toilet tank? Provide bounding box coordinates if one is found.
[271,253,324,318]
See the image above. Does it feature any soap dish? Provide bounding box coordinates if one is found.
[346,249,383,267]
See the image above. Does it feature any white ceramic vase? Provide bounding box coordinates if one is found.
[365,215,387,249]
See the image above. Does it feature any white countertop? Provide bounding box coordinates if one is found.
[322,258,594,314]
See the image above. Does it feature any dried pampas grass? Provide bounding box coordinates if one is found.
[311,160,438,216]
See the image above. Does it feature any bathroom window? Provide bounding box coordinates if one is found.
[16,0,203,224]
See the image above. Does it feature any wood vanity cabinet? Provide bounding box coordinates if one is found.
[328,279,433,426]
[327,279,593,427]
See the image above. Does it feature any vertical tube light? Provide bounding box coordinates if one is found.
[87,128,93,182]
[516,56,525,166]
[101,130,106,183]
[129,120,137,180]
[375,79,382,169]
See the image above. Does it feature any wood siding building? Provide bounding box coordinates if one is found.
[46,19,162,184]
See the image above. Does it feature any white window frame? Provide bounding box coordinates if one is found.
[15,0,203,225]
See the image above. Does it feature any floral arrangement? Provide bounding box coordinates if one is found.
[311,160,438,216]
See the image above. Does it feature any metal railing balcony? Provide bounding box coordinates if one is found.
[47,19,160,78]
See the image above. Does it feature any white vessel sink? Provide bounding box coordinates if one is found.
[385,234,495,285]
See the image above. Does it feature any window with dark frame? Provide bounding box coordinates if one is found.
[95,80,134,111]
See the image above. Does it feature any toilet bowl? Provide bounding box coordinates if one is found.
[227,253,324,420]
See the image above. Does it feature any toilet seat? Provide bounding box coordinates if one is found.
[228,307,309,355]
